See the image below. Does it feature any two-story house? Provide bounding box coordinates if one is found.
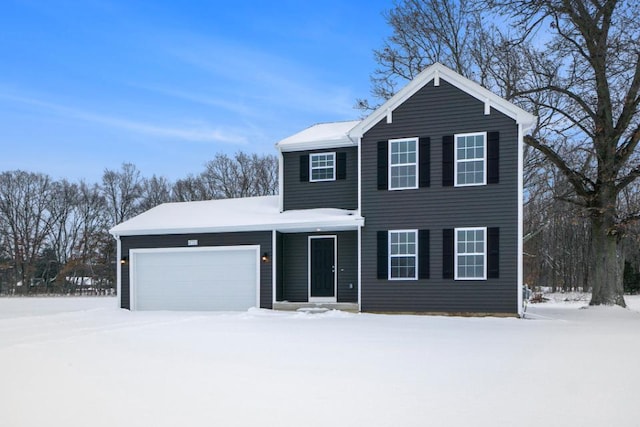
[110,63,536,316]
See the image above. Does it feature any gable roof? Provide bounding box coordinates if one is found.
[349,62,537,138]
[276,120,360,152]
[109,195,364,236]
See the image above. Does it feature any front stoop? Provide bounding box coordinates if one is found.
[273,302,359,313]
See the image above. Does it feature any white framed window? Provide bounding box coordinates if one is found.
[388,230,418,280]
[455,227,486,280]
[310,152,336,182]
[455,132,486,186]
[389,138,418,190]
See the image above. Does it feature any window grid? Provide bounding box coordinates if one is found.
[310,152,335,182]
[455,227,486,280]
[389,230,418,280]
[455,132,486,186]
[389,138,418,190]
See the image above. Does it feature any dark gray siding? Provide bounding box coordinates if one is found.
[279,231,358,303]
[120,231,273,310]
[361,79,519,314]
[283,147,358,210]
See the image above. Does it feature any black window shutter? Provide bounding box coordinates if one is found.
[377,231,388,279]
[442,229,454,279]
[336,152,347,180]
[442,135,454,186]
[487,227,500,278]
[300,154,309,182]
[419,137,431,188]
[377,141,388,190]
[487,132,500,184]
[418,229,430,279]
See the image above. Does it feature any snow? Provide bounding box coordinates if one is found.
[1,296,640,427]
[276,120,361,151]
[109,195,363,236]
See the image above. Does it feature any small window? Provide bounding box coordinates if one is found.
[455,132,486,186]
[310,152,335,182]
[389,138,418,190]
[455,227,486,280]
[389,230,417,280]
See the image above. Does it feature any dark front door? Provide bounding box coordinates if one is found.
[310,237,335,298]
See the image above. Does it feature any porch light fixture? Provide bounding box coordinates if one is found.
[261,252,270,263]
[120,256,128,265]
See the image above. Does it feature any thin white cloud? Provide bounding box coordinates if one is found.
[0,91,248,145]
[163,36,358,118]
[129,83,259,117]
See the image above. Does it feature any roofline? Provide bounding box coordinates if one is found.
[276,137,357,153]
[109,217,364,237]
[275,120,361,152]
[349,62,537,138]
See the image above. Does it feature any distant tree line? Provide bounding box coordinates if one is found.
[0,151,278,296]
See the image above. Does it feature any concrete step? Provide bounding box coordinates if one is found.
[273,302,359,313]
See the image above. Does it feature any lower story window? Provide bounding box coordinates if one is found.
[455,227,486,280]
[389,230,417,279]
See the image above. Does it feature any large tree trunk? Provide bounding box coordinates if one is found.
[589,207,626,307]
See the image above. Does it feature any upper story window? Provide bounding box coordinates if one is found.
[389,230,417,280]
[310,152,336,182]
[455,132,486,186]
[455,227,486,280]
[389,138,418,190]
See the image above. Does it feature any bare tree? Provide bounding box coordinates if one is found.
[201,152,278,199]
[484,0,640,306]
[172,175,209,202]
[139,175,173,211]
[0,171,55,293]
[101,163,144,227]
[357,0,480,110]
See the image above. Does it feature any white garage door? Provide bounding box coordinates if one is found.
[131,246,259,311]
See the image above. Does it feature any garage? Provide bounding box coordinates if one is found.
[129,246,260,311]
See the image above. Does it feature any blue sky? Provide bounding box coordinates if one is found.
[0,0,391,182]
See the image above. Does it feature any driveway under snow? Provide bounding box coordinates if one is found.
[1,296,639,427]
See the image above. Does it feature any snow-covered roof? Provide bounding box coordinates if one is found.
[276,120,361,152]
[109,195,363,236]
[349,62,537,138]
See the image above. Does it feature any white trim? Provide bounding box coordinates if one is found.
[454,132,487,187]
[454,227,487,281]
[111,216,363,236]
[386,108,393,124]
[517,123,524,316]
[308,235,338,302]
[129,245,261,311]
[309,152,336,182]
[357,136,362,213]
[272,229,277,307]
[116,235,121,308]
[388,229,419,281]
[277,138,357,153]
[348,62,537,139]
[388,137,419,191]
[484,98,491,115]
[357,225,362,312]
[278,150,284,212]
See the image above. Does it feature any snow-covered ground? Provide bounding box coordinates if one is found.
[1,296,639,427]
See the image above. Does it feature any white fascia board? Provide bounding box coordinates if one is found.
[349,62,537,138]
[278,148,284,212]
[277,137,357,153]
[115,235,121,308]
[110,218,365,237]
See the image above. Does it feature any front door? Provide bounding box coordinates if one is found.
[309,237,336,300]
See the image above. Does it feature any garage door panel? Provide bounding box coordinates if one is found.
[132,247,258,311]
